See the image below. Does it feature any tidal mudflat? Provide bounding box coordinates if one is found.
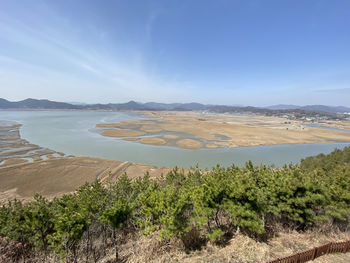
[0,121,170,202]
[0,121,57,162]
[97,111,350,149]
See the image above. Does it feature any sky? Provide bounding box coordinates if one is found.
[0,0,350,106]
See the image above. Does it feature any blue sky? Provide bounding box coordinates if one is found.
[1,0,349,106]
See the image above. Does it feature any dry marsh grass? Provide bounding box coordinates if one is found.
[94,230,350,263]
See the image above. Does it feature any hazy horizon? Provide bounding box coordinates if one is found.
[2,97,350,109]
[1,0,350,106]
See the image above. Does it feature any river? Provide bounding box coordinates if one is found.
[1,110,349,168]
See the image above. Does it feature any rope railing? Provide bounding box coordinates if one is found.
[266,240,350,263]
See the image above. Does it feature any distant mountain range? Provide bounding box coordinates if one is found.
[265,104,350,114]
[1,98,350,114]
[0,98,81,109]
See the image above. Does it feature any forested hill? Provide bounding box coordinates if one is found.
[300,146,350,171]
[0,147,349,262]
[0,98,81,109]
[1,98,350,115]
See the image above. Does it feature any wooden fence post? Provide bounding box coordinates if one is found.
[267,240,350,263]
[345,241,350,253]
[311,247,317,260]
[326,242,331,255]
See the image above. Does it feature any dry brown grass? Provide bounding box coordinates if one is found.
[95,230,350,263]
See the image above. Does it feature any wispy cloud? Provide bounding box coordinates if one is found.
[0,2,194,103]
[2,1,349,106]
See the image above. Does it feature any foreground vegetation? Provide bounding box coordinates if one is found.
[0,147,349,262]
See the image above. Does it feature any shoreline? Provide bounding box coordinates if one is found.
[0,122,171,203]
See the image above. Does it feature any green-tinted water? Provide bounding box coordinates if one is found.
[1,110,349,169]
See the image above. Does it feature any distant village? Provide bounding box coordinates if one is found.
[275,111,350,122]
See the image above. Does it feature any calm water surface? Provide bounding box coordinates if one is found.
[1,110,349,169]
[303,123,350,133]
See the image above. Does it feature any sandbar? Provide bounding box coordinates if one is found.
[96,123,125,128]
[205,143,220,149]
[123,137,139,141]
[140,125,162,133]
[97,111,350,149]
[163,135,179,139]
[3,158,29,166]
[101,129,145,137]
[176,139,202,149]
[140,137,167,146]
[318,120,350,131]
[3,137,20,141]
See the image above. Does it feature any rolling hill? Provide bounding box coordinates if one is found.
[1,98,350,114]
